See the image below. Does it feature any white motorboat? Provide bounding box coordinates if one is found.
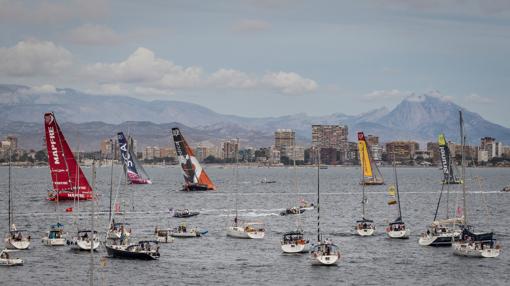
[154,228,175,243]
[227,222,265,239]
[170,223,204,238]
[67,230,100,251]
[41,223,66,246]
[281,231,309,253]
[0,249,23,266]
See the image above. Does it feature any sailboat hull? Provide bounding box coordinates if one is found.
[48,191,93,201]
[453,242,501,258]
[4,238,30,250]
[386,229,410,239]
[226,227,251,239]
[281,242,309,253]
[180,184,214,191]
[418,232,460,246]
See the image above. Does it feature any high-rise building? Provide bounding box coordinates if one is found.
[222,139,239,160]
[311,124,348,164]
[274,129,295,158]
[480,137,496,151]
[100,139,118,159]
[195,146,208,162]
[385,141,419,162]
[366,135,379,147]
[427,142,440,164]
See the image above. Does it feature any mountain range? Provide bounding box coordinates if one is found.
[1,84,509,151]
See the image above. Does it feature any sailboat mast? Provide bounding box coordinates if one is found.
[316,148,321,242]
[361,146,366,219]
[392,152,402,219]
[89,160,96,286]
[109,139,114,223]
[8,148,12,230]
[459,110,467,226]
[234,138,239,226]
[293,142,301,230]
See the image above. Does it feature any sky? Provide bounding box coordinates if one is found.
[0,0,509,126]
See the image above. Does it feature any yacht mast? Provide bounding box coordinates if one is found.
[459,110,467,225]
[234,138,239,227]
[361,146,366,219]
[89,160,96,286]
[392,152,402,220]
[316,148,321,242]
[8,148,12,230]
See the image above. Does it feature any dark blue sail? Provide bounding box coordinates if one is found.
[117,132,151,184]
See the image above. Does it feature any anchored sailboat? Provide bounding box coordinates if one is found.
[419,133,463,247]
[44,112,93,201]
[452,111,501,258]
[385,155,410,239]
[4,149,31,250]
[280,143,310,253]
[66,161,100,251]
[438,134,462,185]
[358,132,384,185]
[171,128,215,191]
[117,132,152,185]
[226,138,265,239]
[355,133,376,236]
[310,149,340,265]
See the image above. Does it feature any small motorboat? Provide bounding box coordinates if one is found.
[280,207,305,216]
[169,223,205,238]
[226,222,265,239]
[299,200,315,211]
[0,249,23,266]
[4,225,31,250]
[67,230,100,251]
[501,186,510,192]
[170,208,200,218]
[261,178,276,184]
[154,228,175,243]
[106,240,160,260]
[281,231,310,253]
[42,223,66,246]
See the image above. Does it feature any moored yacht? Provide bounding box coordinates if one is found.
[42,223,66,246]
[281,231,309,253]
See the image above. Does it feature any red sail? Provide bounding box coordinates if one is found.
[44,112,93,200]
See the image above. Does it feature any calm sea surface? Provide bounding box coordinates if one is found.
[1,165,509,285]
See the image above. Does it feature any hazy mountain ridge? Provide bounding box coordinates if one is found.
[1,84,509,150]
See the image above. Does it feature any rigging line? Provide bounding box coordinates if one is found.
[467,155,493,229]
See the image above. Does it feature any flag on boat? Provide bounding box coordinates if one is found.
[388,199,397,205]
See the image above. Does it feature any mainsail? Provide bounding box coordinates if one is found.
[357,132,384,185]
[438,133,462,184]
[44,112,93,200]
[171,128,215,191]
[117,132,151,184]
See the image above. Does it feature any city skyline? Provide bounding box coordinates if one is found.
[1,1,509,126]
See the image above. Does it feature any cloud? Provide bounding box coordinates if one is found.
[233,19,271,33]
[27,84,60,94]
[262,72,318,94]
[0,39,73,76]
[465,93,493,104]
[364,89,411,100]
[84,47,318,95]
[67,24,123,46]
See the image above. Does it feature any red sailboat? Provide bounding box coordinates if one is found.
[44,112,93,201]
[171,128,215,191]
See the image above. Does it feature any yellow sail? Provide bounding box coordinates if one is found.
[357,132,373,178]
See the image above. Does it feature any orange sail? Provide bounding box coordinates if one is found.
[171,128,215,191]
